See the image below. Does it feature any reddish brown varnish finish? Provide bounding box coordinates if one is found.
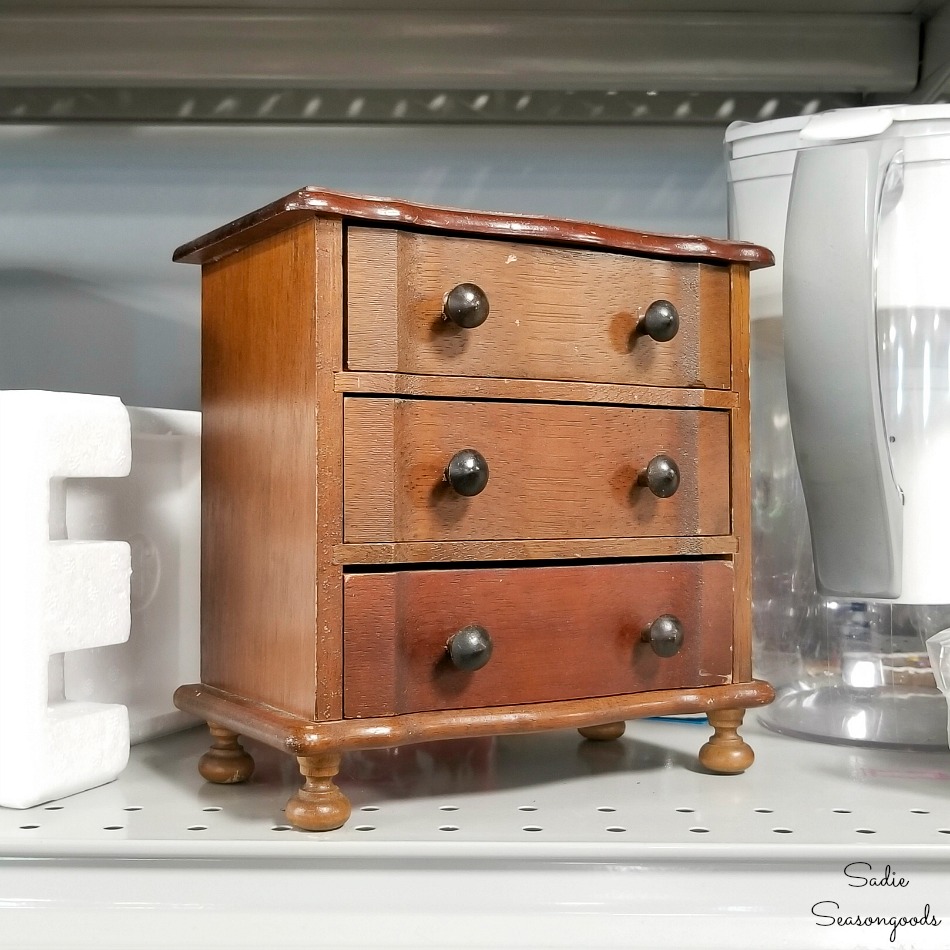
[333,371,739,410]
[342,560,734,717]
[346,228,732,389]
[173,186,774,268]
[333,535,738,566]
[199,220,321,720]
[343,398,730,543]
[173,188,773,831]
[175,680,774,756]
[729,267,754,685]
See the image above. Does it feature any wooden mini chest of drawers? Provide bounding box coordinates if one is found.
[172,188,774,831]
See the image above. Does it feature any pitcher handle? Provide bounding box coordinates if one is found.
[783,138,903,598]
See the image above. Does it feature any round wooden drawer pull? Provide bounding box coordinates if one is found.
[442,282,490,328]
[447,624,493,671]
[642,614,685,658]
[638,454,680,498]
[638,299,680,342]
[444,448,490,496]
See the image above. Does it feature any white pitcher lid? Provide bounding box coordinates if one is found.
[726,103,950,158]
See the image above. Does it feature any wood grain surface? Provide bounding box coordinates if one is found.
[172,186,774,269]
[343,397,731,543]
[313,219,346,720]
[346,228,732,389]
[333,535,737,565]
[200,220,320,719]
[334,371,738,409]
[729,266,753,683]
[342,560,734,717]
[180,188,764,767]
[174,679,775,755]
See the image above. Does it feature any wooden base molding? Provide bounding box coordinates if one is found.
[176,682,773,831]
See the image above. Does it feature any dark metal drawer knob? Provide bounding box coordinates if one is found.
[447,624,493,671]
[638,454,680,498]
[639,299,680,342]
[443,282,490,329]
[445,448,490,496]
[642,614,684,658]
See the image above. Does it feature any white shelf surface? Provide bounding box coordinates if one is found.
[2,716,950,948]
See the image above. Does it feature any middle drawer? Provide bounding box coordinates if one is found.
[343,397,730,543]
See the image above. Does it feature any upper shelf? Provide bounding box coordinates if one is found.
[1,1,949,124]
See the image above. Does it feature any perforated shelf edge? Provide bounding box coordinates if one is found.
[2,718,950,949]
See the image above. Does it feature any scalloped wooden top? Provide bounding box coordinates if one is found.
[173,186,773,268]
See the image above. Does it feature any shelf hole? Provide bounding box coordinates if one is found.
[271,825,293,832]
[439,825,460,832]
[522,826,544,833]
[832,809,852,814]
[187,825,207,832]
[19,824,40,830]
[123,806,143,812]
[360,806,380,812]
[43,806,63,811]
[910,809,930,815]
[597,807,617,813]
[675,808,695,813]
[772,828,794,834]
[103,826,124,831]
[855,828,877,835]
[754,808,774,814]
[938,829,950,835]
[518,806,538,812]
[201,807,222,813]
[606,826,627,833]
[354,825,376,832]
[689,827,710,834]
[439,805,459,812]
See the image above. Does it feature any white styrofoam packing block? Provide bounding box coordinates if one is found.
[63,407,200,744]
[0,391,132,808]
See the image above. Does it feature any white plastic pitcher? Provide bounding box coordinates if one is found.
[726,107,950,748]
[784,106,950,604]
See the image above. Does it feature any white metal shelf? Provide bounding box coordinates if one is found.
[0,9,918,91]
[1,2,944,123]
[5,715,950,854]
[2,716,949,948]
[0,88,864,125]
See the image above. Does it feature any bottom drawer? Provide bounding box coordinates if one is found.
[343,560,734,718]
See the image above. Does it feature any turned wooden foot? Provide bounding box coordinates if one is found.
[578,721,626,742]
[198,723,255,784]
[284,752,351,832]
[698,708,754,774]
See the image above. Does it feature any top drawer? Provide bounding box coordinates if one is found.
[346,228,731,389]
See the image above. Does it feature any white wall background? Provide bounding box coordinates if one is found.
[0,123,728,410]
